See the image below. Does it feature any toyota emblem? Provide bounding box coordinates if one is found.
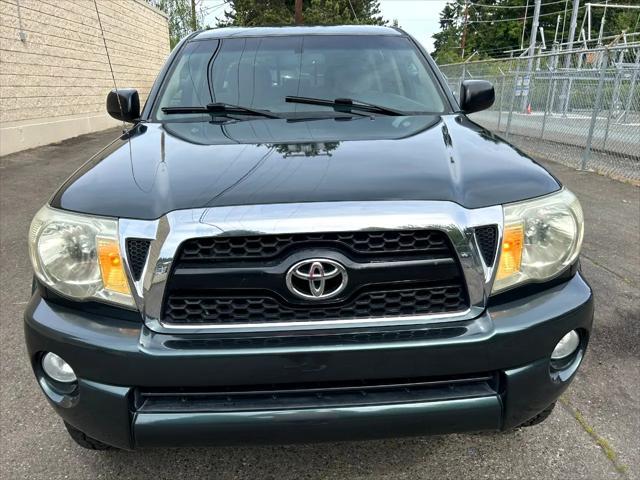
[286,259,348,300]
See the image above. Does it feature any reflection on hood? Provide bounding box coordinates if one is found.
[52,114,560,219]
[271,142,340,157]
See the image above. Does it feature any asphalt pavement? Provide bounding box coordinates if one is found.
[1,128,638,480]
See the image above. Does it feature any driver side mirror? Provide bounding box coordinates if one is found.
[106,88,140,123]
[459,80,494,114]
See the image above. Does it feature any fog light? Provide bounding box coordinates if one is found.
[42,352,77,383]
[551,330,580,360]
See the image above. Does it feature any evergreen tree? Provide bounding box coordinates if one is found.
[216,0,386,27]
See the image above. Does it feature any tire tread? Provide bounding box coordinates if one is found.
[64,422,113,450]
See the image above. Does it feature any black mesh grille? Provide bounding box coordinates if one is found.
[475,226,498,266]
[165,229,469,327]
[126,239,151,280]
[178,230,450,263]
[165,284,467,325]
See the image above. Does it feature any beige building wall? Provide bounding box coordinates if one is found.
[0,0,170,156]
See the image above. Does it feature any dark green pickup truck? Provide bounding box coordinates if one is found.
[25,25,591,450]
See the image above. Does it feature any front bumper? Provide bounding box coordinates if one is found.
[25,273,593,450]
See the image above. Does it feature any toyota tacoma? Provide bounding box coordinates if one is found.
[25,26,592,450]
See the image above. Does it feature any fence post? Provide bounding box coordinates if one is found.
[541,71,553,139]
[506,59,522,140]
[622,49,640,124]
[603,47,625,149]
[582,47,609,170]
[544,46,561,138]
[559,49,571,116]
[497,68,505,132]
[540,50,554,139]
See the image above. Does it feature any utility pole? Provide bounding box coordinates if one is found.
[190,0,197,31]
[564,0,580,61]
[520,0,530,50]
[597,0,609,45]
[461,0,469,59]
[522,0,542,111]
[558,0,580,113]
[295,0,303,25]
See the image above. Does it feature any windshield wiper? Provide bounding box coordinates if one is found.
[285,96,405,116]
[161,103,280,118]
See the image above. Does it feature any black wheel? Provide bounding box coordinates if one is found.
[64,422,114,450]
[518,402,556,428]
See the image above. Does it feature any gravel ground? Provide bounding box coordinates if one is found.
[1,128,638,480]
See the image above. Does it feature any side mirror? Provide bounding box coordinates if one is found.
[106,88,140,122]
[459,80,494,114]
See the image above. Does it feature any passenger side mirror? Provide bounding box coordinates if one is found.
[106,88,140,123]
[459,80,494,114]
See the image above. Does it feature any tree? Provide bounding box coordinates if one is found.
[216,0,386,27]
[432,1,463,63]
[148,0,208,48]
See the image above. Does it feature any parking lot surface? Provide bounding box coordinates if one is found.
[1,128,638,479]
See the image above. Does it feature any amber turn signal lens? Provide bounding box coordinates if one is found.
[97,238,130,294]
[496,223,524,280]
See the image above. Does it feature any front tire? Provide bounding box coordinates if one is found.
[64,422,114,450]
[518,402,556,428]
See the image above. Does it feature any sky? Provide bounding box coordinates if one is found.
[202,0,448,52]
[378,0,448,51]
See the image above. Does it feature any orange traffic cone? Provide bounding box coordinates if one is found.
[526,103,532,114]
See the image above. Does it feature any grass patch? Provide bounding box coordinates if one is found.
[560,396,628,476]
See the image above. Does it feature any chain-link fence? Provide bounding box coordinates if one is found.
[438,44,640,183]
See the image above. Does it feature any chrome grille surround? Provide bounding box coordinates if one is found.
[118,201,503,334]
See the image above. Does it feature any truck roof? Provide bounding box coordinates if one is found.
[193,25,405,40]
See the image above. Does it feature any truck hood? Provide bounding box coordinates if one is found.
[52,114,560,220]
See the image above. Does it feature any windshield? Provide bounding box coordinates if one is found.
[154,35,447,120]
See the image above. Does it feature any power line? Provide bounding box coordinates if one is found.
[450,43,524,52]
[458,19,535,57]
[448,30,638,57]
[463,0,575,8]
[197,0,228,20]
[468,5,585,23]
[200,0,228,10]
[458,13,534,56]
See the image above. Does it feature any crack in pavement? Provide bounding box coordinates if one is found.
[559,396,630,478]
[580,254,638,289]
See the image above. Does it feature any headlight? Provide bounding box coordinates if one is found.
[29,206,134,308]
[492,189,584,294]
